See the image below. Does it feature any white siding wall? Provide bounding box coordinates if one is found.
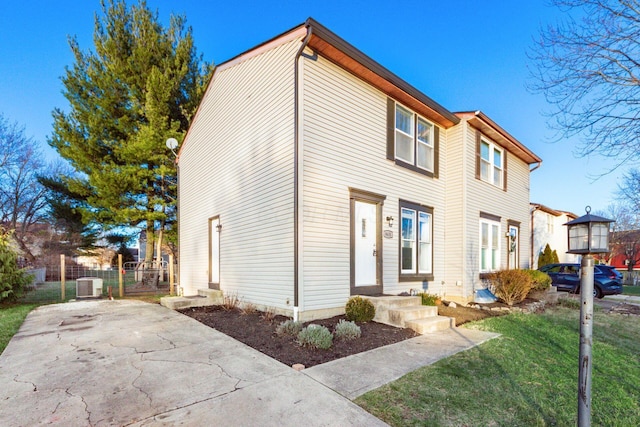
[300,52,448,311]
[445,120,533,301]
[531,209,579,267]
[178,38,299,309]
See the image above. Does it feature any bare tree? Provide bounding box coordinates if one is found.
[529,0,640,169]
[600,201,640,274]
[0,114,49,263]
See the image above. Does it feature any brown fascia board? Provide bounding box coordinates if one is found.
[531,202,563,216]
[304,18,460,128]
[456,111,543,165]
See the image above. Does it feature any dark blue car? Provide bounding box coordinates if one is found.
[538,263,623,299]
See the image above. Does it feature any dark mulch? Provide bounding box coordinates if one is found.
[179,305,419,368]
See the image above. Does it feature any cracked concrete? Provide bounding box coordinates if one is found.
[0,300,388,426]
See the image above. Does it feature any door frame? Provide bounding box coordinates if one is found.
[349,188,385,295]
[507,220,520,270]
[208,215,221,289]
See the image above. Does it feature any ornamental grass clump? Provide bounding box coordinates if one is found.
[275,319,303,337]
[334,319,361,340]
[489,269,532,306]
[345,296,375,322]
[419,293,441,306]
[297,324,333,349]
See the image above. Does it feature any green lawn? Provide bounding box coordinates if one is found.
[623,285,640,296]
[356,307,640,426]
[0,304,38,354]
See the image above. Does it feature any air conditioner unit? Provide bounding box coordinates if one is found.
[76,277,103,298]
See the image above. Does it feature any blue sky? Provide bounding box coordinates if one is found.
[0,0,626,216]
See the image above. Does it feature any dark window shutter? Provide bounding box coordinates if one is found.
[434,126,440,178]
[386,98,395,160]
[503,151,508,192]
[475,129,481,180]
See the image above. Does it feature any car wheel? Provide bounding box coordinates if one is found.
[594,286,603,299]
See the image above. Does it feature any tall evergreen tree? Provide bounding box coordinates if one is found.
[49,0,211,262]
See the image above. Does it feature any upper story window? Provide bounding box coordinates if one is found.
[387,99,439,178]
[475,131,507,190]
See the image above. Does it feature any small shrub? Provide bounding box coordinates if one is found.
[261,307,277,322]
[240,302,257,315]
[297,324,333,349]
[489,270,532,306]
[345,296,376,322]
[276,319,303,336]
[334,319,361,340]
[419,293,441,306]
[523,269,552,292]
[0,227,33,303]
[221,293,240,310]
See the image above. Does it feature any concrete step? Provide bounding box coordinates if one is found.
[387,305,438,327]
[198,288,223,303]
[406,316,455,334]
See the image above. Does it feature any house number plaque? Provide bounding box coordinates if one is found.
[383,230,393,239]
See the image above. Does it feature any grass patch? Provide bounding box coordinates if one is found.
[0,304,38,354]
[623,285,640,296]
[356,307,640,426]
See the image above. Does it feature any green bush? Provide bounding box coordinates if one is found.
[488,269,532,306]
[0,228,33,303]
[275,319,303,337]
[419,293,441,306]
[523,269,552,292]
[345,296,375,322]
[334,319,361,340]
[297,324,333,349]
[538,244,559,268]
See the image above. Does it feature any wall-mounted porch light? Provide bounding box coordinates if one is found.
[386,216,394,228]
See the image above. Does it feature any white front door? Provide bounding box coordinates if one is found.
[508,225,519,269]
[355,200,377,287]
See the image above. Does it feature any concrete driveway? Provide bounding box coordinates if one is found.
[0,300,387,426]
[0,300,499,426]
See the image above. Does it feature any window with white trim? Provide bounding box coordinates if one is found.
[395,104,435,173]
[480,218,500,272]
[480,139,503,187]
[400,201,433,280]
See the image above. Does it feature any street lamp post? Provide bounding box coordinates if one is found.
[564,206,614,427]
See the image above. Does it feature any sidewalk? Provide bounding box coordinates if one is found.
[604,294,640,306]
[0,300,497,426]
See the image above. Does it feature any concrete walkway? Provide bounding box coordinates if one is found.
[0,300,498,426]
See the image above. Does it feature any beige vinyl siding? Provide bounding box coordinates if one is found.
[178,38,300,308]
[300,52,447,311]
[443,124,469,299]
[463,121,532,278]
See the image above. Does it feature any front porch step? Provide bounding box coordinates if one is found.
[388,305,438,327]
[406,316,455,334]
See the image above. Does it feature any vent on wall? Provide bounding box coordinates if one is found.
[76,277,103,298]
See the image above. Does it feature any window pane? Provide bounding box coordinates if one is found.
[418,212,432,274]
[481,248,488,270]
[590,223,609,249]
[569,224,589,250]
[396,131,414,163]
[481,222,489,247]
[481,141,490,161]
[494,166,502,186]
[492,249,499,270]
[417,142,433,171]
[491,224,499,247]
[417,118,431,144]
[401,208,416,272]
[493,149,502,168]
[395,105,413,135]
[481,160,490,181]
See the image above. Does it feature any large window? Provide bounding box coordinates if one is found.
[392,103,436,175]
[479,138,504,188]
[480,217,500,272]
[400,201,433,281]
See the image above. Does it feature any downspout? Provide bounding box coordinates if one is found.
[293,23,313,321]
[529,163,541,269]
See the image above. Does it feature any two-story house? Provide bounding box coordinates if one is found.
[177,18,542,321]
[530,203,579,268]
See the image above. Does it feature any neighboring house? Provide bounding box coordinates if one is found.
[530,203,579,268]
[178,18,542,320]
[608,229,640,274]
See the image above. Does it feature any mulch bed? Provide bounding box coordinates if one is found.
[179,306,419,368]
